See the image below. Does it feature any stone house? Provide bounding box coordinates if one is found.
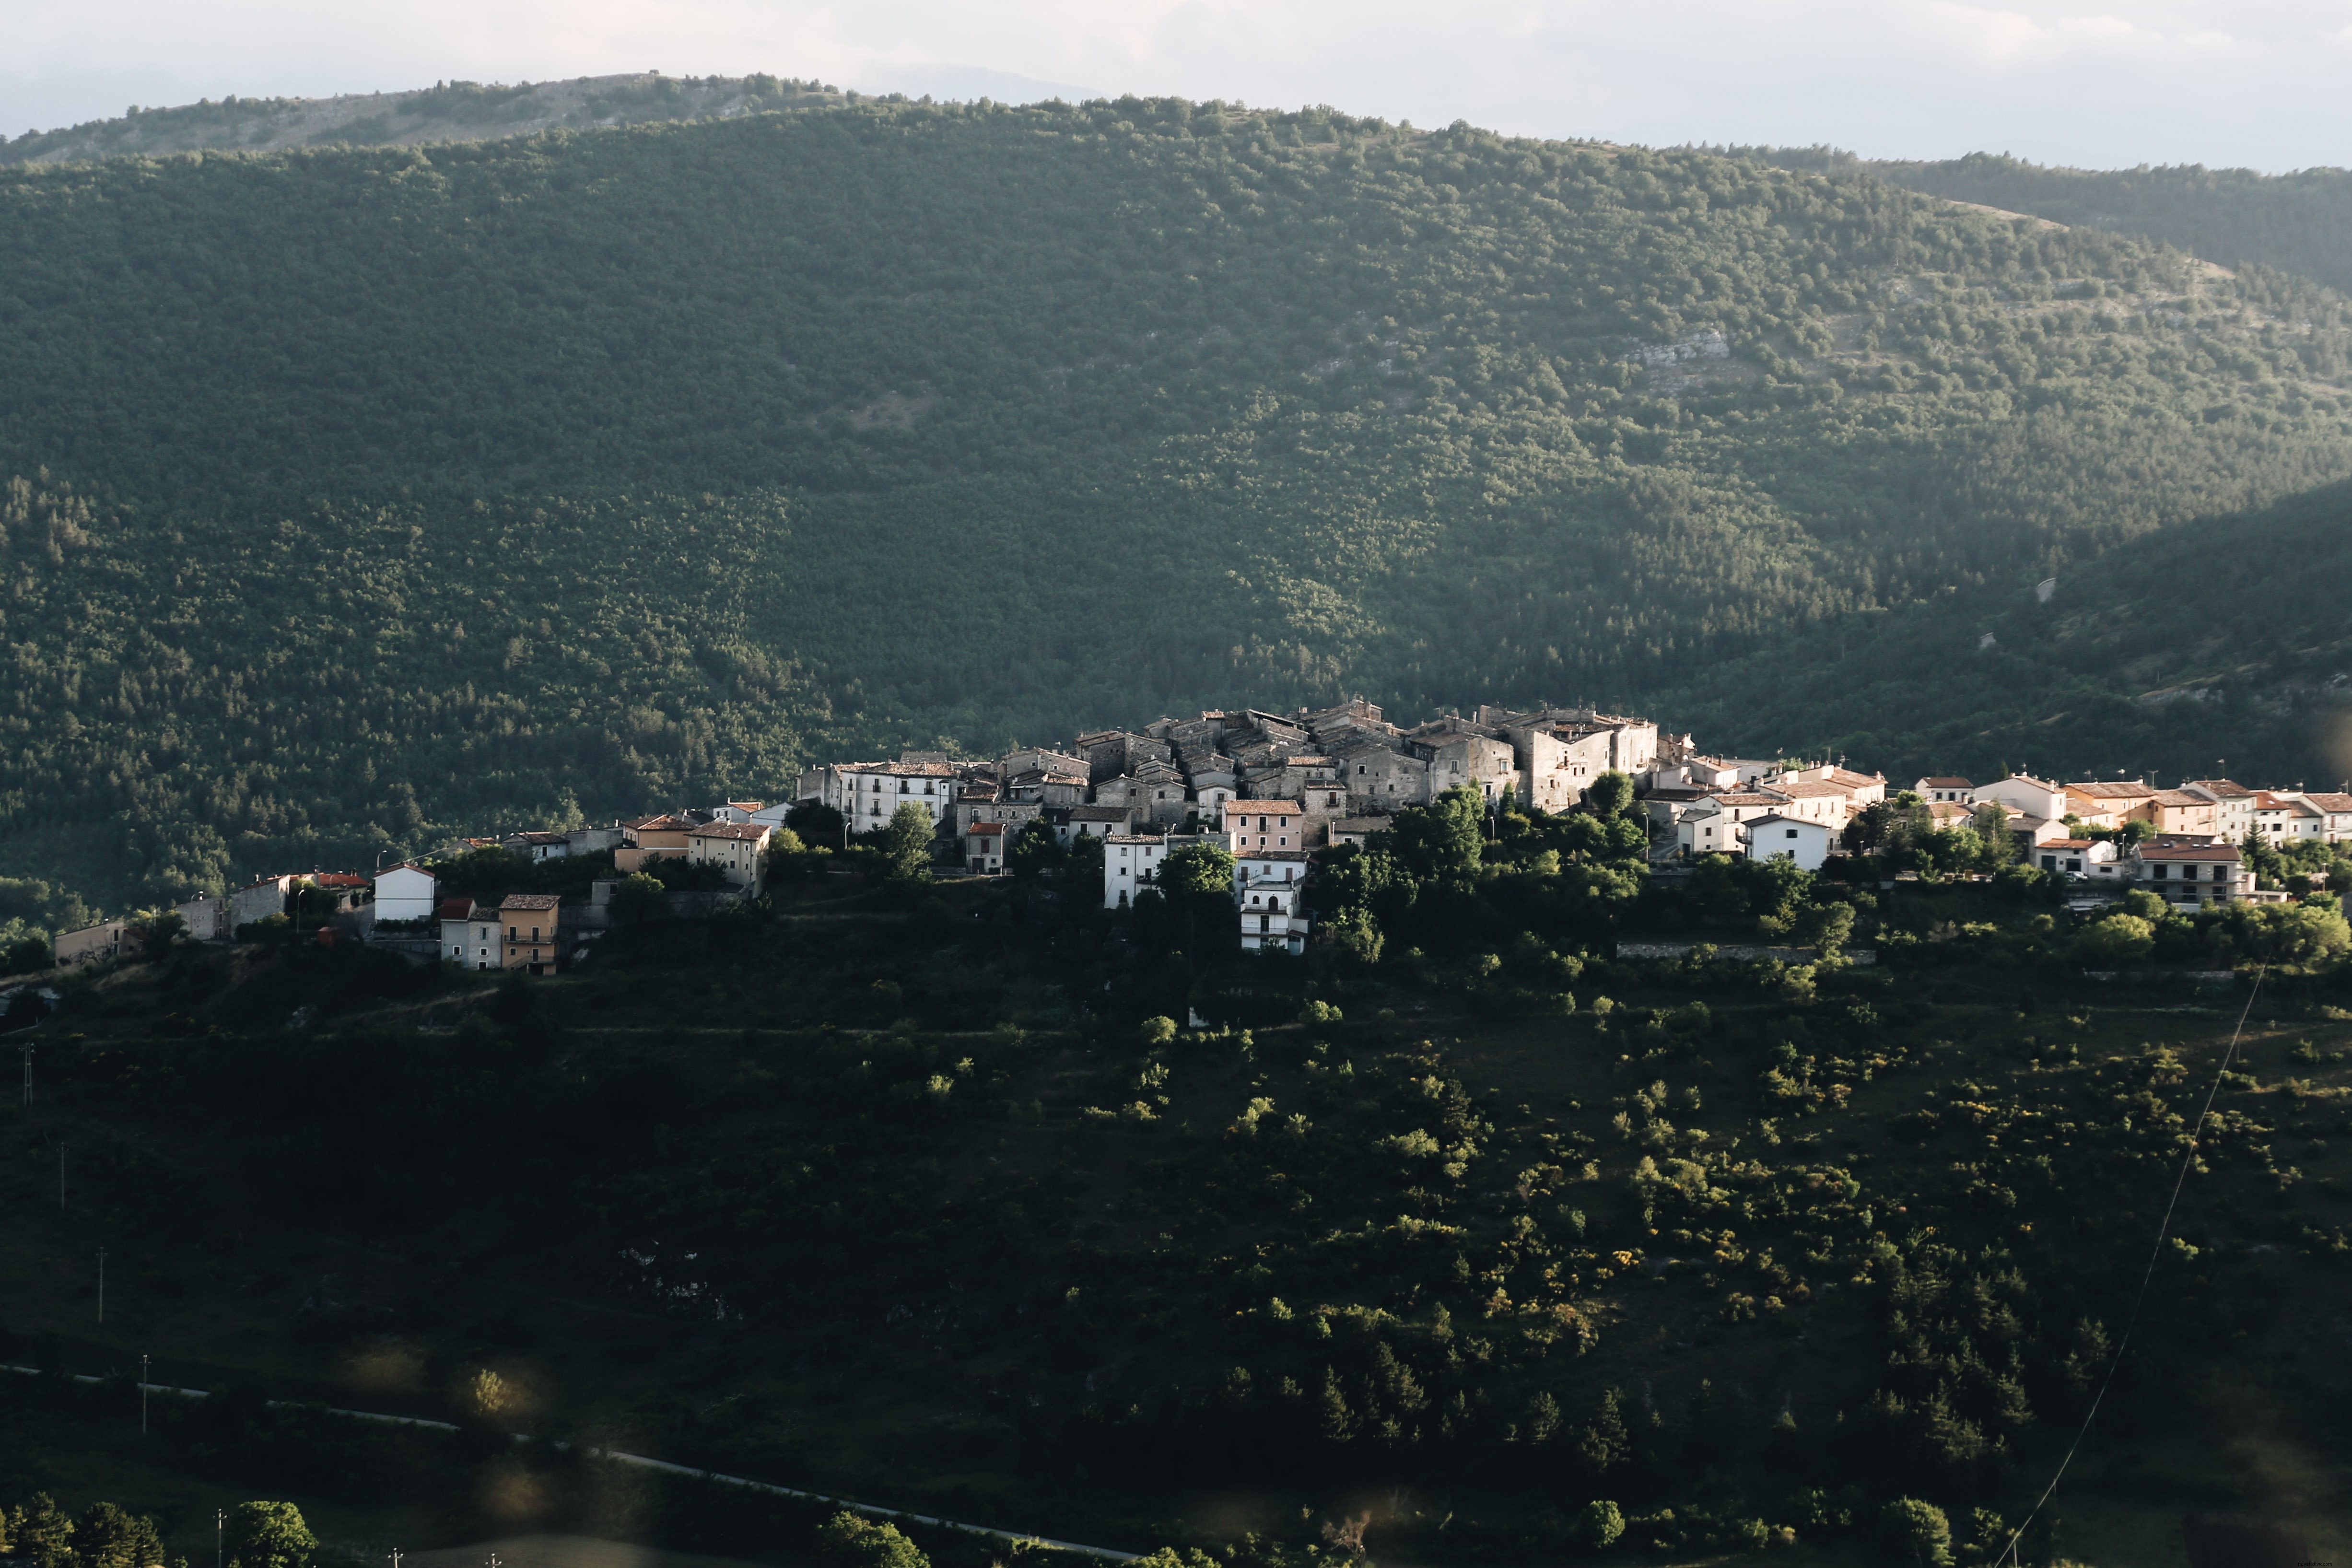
[688,820,772,891]
[955,796,1044,836]
[1058,805,1136,844]
[54,921,127,967]
[1337,737,1428,811]
[1006,769,1090,807]
[229,875,297,931]
[505,831,572,862]
[172,895,230,942]
[1409,720,1521,807]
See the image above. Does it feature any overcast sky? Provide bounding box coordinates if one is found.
[5,0,2348,171]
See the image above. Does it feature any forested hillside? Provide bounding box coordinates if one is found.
[1737,147,2352,297]
[6,97,2352,913]
[11,825,2352,1566]
[0,72,843,164]
[1664,480,2352,786]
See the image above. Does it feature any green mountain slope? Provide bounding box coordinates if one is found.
[4,97,2352,913]
[1662,479,2352,787]
[1733,146,2352,297]
[0,72,843,164]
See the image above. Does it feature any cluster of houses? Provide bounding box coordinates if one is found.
[808,700,2352,944]
[40,696,2349,975]
[47,805,789,975]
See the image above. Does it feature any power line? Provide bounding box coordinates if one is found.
[1995,965,2267,1568]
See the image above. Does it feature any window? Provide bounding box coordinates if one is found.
[1787,829,1799,839]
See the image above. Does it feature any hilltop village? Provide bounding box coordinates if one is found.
[37,698,2352,975]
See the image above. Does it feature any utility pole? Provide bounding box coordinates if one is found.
[388,1549,404,1568]
[21,1044,30,1108]
[216,1510,224,1568]
[97,1247,106,1323]
[58,1142,65,1209]
[140,1353,150,1432]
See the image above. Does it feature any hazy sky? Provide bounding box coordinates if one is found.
[5,0,2349,170]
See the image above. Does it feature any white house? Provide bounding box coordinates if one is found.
[2301,791,2352,843]
[1745,815,1832,872]
[2255,792,2326,844]
[1678,807,1739,857]
[2130,839,2249,906]
[1236,849,1311,954]
[965,822,1006,874]
[1103,833,1169,908]
[2182,779,2258,844]
[1676,791,1790,857]
[2033,838,2122,879]
[1916,776,1975,804]
[800,758,963,830]
[1973,774,2068,827]
[374,864,438,923]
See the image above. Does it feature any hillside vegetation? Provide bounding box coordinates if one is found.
[7,828,2352,1566]
[5,98,2352,912]
[1736,148,2352,298]
[1664,479,2352,785]
[0,72,843,164]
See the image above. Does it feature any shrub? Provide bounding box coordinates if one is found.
[1876,1498,1952,1568]
[2072,914,2154,967]
[817,1511,929,1568]
[1573,1500,1625,1550]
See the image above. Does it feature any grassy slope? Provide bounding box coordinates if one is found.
[5,884,2351,1566]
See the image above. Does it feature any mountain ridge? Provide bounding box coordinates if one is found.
[0,72,845,165]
